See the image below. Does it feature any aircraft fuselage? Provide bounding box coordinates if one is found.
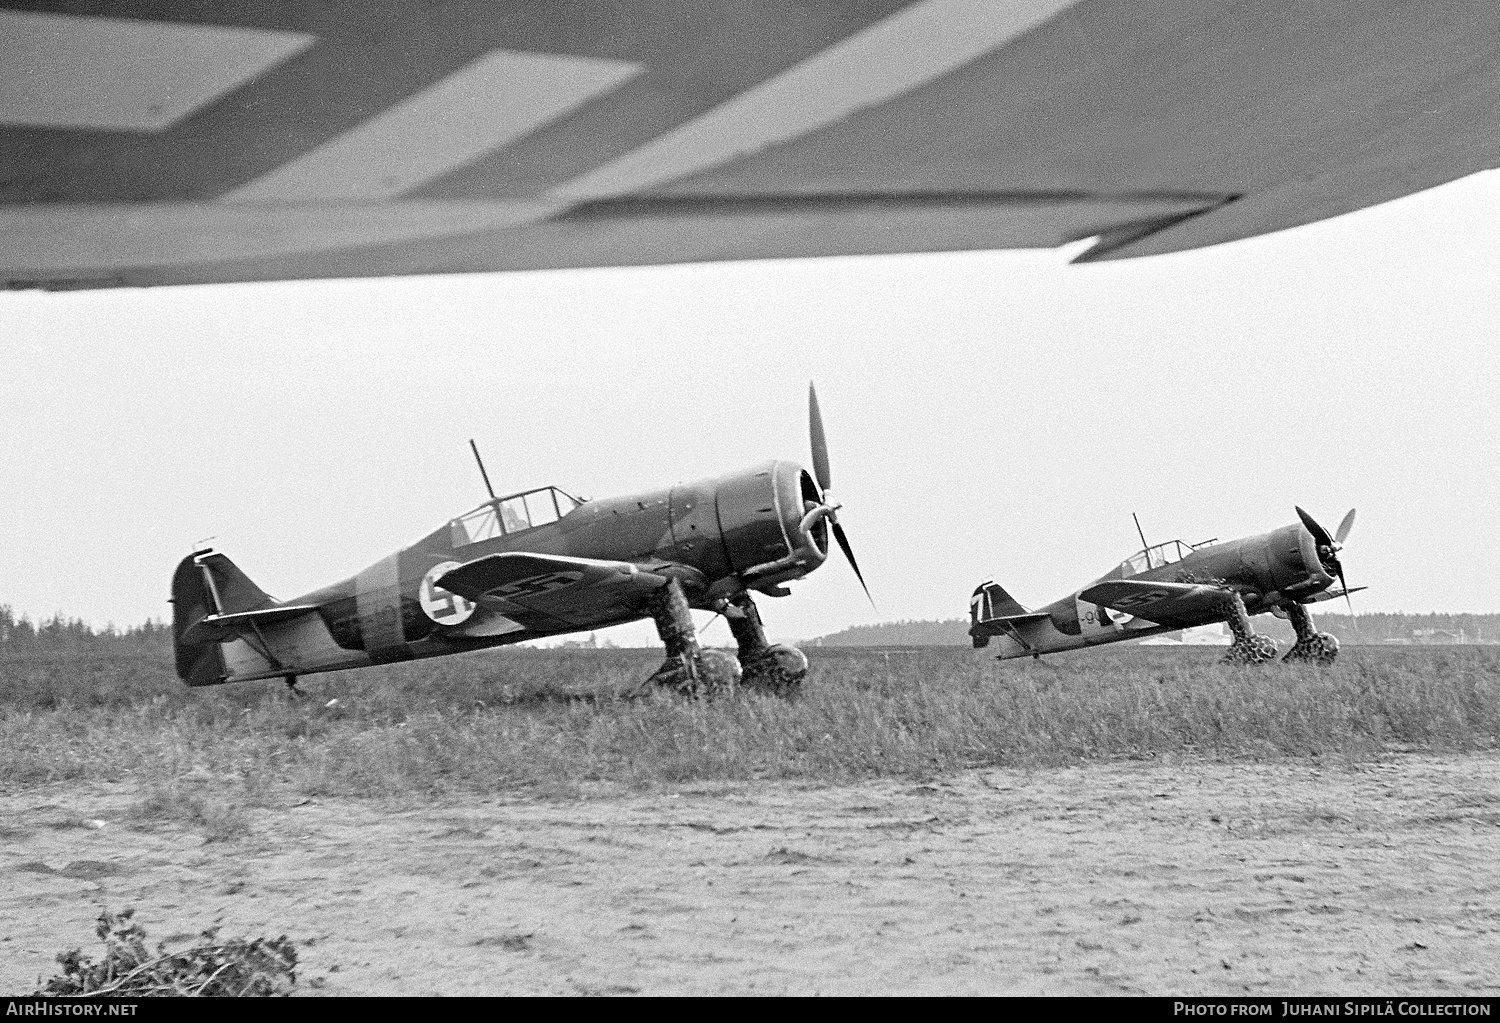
[175,459,827,685]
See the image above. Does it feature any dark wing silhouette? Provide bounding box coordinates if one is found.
[5,1,1496,290]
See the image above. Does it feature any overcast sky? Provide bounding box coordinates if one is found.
[4,171,1498,645]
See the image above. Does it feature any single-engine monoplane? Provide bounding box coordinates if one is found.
[970,508,1360,664]
[172,385,866,695]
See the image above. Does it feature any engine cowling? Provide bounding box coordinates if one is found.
[710,459,828,587]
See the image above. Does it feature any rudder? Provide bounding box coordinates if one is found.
[171,551,276,686]
[969,579,1041,649]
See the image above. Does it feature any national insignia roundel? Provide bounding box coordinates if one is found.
[420,561,476,625]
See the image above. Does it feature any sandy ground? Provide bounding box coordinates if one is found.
[3,754,1499,996]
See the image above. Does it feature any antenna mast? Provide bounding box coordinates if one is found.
[469,439,497,500]
[1133,512,1151,568]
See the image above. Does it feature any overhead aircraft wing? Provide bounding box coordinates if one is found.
[5,1,1499,290]
[1078,579,1229,626]
[437,552,667,628]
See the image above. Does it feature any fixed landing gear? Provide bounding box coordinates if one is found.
[1282,603,1340,664]
[725,593,808,695]
[1219,591,1278,665]
[645,578,741,697]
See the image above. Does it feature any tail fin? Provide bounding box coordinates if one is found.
[969,580,1046,648]
[171,551,275,686]
[975,580,1029,620]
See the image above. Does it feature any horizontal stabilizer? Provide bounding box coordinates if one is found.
[971,610,1052,641]
[1079,579,1229,624]
[180,604,321,645]
[978,611,1052,627]
[966,609,1050,648]
[970,610,1052,654]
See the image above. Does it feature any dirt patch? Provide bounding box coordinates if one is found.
[3,753,1499,995]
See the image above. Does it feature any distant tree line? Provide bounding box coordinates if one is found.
[810,612,1500,647]
[1299,612,1500,644]
[808,620,974,647]
[0,605,171,653]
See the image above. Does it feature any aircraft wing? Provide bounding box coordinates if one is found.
[5,1,1499,290]
[1078,580,1229,626]
[437,552,667,628]
[1302,586,1369,604]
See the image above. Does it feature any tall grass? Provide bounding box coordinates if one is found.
[2,646,1497,799]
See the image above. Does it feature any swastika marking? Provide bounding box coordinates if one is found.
[490,570,583,599]
[420,561,476,625]
[1112,590,1170,609]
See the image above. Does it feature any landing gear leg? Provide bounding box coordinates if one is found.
[725,593,808,695]
[645,578,741,696]
[1282,603,1339,664]
[1219,591,1278,665]
[283,674,302,696]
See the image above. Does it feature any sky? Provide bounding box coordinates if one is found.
[4,171,1499,646]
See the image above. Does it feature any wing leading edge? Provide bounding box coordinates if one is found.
[1078,580,1230,626]
[437,552,669,628]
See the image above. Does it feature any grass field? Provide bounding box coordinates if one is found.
[3,645,1498,812]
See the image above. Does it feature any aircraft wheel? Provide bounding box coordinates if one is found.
[650,650,742,698]
[741,644,809,696]
[645,655,691,692]
[696,649,743,697]
[1283,632,1340,665]
[1221,634,1278,666]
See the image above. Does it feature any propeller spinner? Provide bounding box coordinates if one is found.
[1295,506,1357,614]
[803,383,874,609]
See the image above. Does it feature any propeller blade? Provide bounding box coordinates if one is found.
[808,382,831,494]
[1295,506,1333,550]
[1335,562,1355,617]
[1335,508,1357,545]
[831,521,875,611]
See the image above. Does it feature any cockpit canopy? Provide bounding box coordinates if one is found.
[450,487,580,547]
[1119,539,1198,577]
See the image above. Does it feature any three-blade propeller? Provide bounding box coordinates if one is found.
[1296,506,1358,615]
[805,383,875,609]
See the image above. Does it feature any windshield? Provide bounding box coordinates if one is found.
[450,487,580,546]
[1120,539,1195,577]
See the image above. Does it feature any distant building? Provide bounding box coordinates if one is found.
[1140,624,1230,646]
